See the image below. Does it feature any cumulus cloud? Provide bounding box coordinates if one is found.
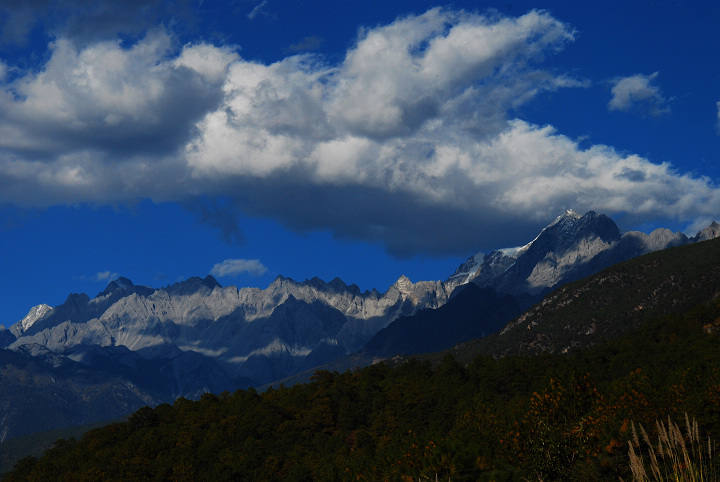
[0,30,236,204]
[0,8,718,256]
[1,31,234,156]
[608,72,670,116]
[210,259,268,277]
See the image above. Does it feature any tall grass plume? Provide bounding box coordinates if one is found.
[624,413,718,481]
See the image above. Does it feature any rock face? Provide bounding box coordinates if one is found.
[0,325,15,347]
[448,210,715,298]
[7,274,455,389]
[692,221,720,242]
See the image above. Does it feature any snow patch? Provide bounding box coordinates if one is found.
[19,304,52,332]
[226,338,313,363]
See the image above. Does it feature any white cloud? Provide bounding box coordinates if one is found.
[0,31,235,155]
[0,9,718,255]
[186,9,577,180]
[327,8,575,140]
[608,72,670,116]
[93,271,120,282]
[210,259,268,277]
[247,1,269,20]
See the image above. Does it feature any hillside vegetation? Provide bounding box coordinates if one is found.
[7,238,720,481]
[461,234,720,360]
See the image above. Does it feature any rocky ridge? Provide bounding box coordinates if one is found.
[449,210,709,297]
[6,273,455,388]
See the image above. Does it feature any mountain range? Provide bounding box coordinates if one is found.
[8,233,720,480]
[1,209,718,443]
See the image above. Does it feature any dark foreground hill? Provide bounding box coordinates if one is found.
[7,238,720,481]
[450,232,720,362]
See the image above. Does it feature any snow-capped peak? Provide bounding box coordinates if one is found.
[511,209,582,254]
[114,277,135,290]
[551,209,581,225]
[19,304,52,332]
[447,209,586,286]
[447,252,485,282]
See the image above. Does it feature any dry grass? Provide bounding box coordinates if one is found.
[624,414,718,481]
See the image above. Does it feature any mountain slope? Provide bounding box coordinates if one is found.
[361,283,522,358]
[365,210,711,364]
[0,346,160,443]
[449,210,694,297]
[449,235,720,362]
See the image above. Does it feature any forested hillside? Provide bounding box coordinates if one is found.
[6,297,720,480]
[7,239,720,481]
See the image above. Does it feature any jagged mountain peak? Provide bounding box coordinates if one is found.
[531,210,619,250]
[306,276,343,290]
[113,276,134,288]
[98,277,156,301]
[20,304,52,332]
[269,275,350,295]
[100,277,135,296]
[0,324,15,347]
[347,282,363,296]
[492,211,622,294]
[447,252,486,285]
[448,210,645,296]
[307,276,326,287]
[328,277,350,293]
[448,210,607,286]
[392,275,413,293]
[534,208,582,239]
[8,304,52,339]
[551,208,581,224]
[693,221,720,242]
[64,292,92,308]
[166,275,221,296]
[269,274,290,287]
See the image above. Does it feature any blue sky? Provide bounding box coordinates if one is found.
[1,0,720,326]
